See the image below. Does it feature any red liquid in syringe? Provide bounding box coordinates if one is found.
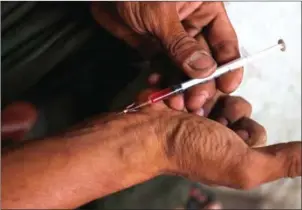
[148,86,183,103]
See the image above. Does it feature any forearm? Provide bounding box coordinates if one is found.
[1,117,158,209]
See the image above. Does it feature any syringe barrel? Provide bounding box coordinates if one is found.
[148,85,183,103]
[180,40,284,90]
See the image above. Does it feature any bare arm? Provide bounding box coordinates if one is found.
[1,115,161,209]
[2,94,301,209]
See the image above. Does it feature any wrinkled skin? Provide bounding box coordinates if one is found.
[91,2,243,113]
[2,3,300,209]
[1,93,301,208]
[130,90,301,189]
[4,96,299,191]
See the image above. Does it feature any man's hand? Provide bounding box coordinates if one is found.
[2,95,300,208]
[130,89,301,189]
[91,2,243,112]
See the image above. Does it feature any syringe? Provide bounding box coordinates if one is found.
[121,39,286,114]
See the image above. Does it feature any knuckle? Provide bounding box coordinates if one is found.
[214,2,226,10]
[187,82,215,101]
[167,32,195,59]
[212,39,239,54]
[162,114,210,172]
[218,2,228,14]
[230,96,250,108]
[251,122,267,144]
[234,96,252,108]
[286,156,300,178]
[117,2,167,34]
[257,124,266,136]
[212,42,240,68]
[205,1,225,12]
[164,115,199,156]
[231,99,244,112]
[285,145,301,177]
[224,96,252,118]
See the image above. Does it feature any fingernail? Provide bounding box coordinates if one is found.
[197,108,204,116]
[188,51,216,71]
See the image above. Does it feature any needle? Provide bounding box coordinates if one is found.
[121,39,286,114]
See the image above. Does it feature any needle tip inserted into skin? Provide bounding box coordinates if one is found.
[120,101,152,114]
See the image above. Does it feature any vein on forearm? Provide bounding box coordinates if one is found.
[1,122,143,209]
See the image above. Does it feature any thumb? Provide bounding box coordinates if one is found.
[153,8,216,78]
[239,141,301,189]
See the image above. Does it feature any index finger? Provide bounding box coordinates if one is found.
[135,88,168,112]
[203,2,243,93]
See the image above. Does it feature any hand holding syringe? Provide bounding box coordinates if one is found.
[121,39,286,114]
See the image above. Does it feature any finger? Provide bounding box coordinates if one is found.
[215,117,229,127]
[230,117,267,147]
[1,102,37,142]
[185,81,215,113]
[153,4,217,79]
[235,130,250,142]
[165,94,185,111]
[195,33,211,53]
[147,73,162,86]
[201,91,224,117]
[242,142,301,189]
[91,3,141,49]
[184,34,216,113]
[181,3,215,38]
[91,3,160,59]
[208,95,254,145]
[147,73,184,111]
[149,53,187,111]
[177,2,202,21]
[135,88,167,111]
[210,96,252,124]
[183,20,202,38]
[223,96,252,123]
[202,2,243,93]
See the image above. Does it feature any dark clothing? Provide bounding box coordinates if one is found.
[2,2,91,102]
[1,1,140,109]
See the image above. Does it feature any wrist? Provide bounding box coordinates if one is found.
[86,114,169,195]
[1,113,170,209]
